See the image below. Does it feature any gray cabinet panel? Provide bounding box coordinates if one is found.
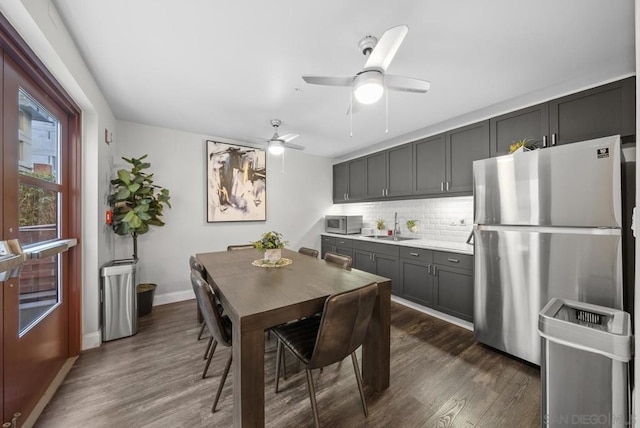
[434,265,473,322]
[347,158,366,201]
[387,144,413,197]
[446,120,490,194]
[333,163,348,202]
[366,151,387,198]
[413,134,446,195]
[490,103,549,157]
[550,77,635,146]
[321,243,335,259]
[353,248,376,273]
[400,257,433,305]
[376,253,400,294]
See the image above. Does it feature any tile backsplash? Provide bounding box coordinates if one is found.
[326,196,473,243]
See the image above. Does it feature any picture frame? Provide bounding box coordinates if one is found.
[206,140,266,222]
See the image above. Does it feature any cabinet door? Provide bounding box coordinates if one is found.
[549,77,635,146]
[321,243,336,259]
[413,134,446,195]
[365,151,387,198]
[434,265,473,322]
[490,103,549,157]
[353,249,375,274]
[400,259,433,305]
[375,253,399,295]
[347,158,366,201]
[446,120,490,194]
[387,143,413,197]
[333,163,348,202]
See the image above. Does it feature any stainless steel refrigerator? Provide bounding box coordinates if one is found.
[473,135,624,365]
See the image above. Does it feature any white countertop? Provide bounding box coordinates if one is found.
[321,232,474,255]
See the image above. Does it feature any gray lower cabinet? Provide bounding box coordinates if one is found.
[399,247,434,305]
[321,236,353,259]
[432,251,473,322]
[399,246,473,322]
[320,235,336,259]
[352,241,400,295]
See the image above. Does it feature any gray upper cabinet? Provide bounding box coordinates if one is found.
[333,163,348,202]
[387,144,413,197]
[365,143,413,199]
[333,158,365,203]
[413,134,446,195]
[490,103,550,157]
[446,120,490,194]
[365,151,387,198]
[550,77,635,146]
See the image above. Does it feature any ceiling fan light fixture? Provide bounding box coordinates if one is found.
[353,71,384,104]
[268,140,285,155]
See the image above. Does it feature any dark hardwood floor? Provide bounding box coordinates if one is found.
[35,300,540,427]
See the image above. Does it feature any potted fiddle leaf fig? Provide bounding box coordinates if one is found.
[108,155,171,316]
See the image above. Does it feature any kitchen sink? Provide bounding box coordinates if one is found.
[362,235,415,241]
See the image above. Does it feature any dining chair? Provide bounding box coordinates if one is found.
[298,247,319,258]
[272,282,378,428]
[227,244,256,251]
[190,270,233,413]
[189,255,208,341]
[323,251,352,270]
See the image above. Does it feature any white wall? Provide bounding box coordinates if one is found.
[115,121,333,304]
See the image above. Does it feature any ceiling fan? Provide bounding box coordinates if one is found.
[302,25,430,107]
[248,119,304,155]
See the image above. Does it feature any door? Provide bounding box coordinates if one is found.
[347,158,365,201]
[365,151,386,198]
[332,163,348,202]
[386,144,413,197]
[2,53,79,424]
[489,103,549,157]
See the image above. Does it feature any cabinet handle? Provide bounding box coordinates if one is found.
[440,182,444,192]
[447,258,460,263]
[409,252,419,257]
[385,189,388,197]
[551,133,557,146]
[446,181,450,191]
[542,135,548,148]
[427,264,431,274]
[372,253,376,262]
[433,266,438,275]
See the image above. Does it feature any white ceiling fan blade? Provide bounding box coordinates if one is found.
[385,75,431,93]
[283,142,305,151]
[364,25,408,72]
[302,75,354,87]
[279,133,299,143]
[345,100,364,115]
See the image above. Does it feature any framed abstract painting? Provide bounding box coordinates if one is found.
[206,140,266,222]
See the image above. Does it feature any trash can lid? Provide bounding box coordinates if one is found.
[538,298,632,362]
[101,258,137,276]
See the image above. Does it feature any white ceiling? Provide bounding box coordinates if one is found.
[51,0,635,158]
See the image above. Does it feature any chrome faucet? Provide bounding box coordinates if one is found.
[393,212,400,240]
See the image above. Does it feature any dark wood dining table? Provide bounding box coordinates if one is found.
[196,248,391,427]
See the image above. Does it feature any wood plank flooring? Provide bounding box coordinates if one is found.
[35,300,540,427]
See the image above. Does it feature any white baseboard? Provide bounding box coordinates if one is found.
[82,330,102,350]
[391,295,474,331]
[154,290,194,306]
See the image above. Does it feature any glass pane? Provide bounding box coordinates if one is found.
[18,88,60,183]
[18,184,59,244]
[19,254,60,334]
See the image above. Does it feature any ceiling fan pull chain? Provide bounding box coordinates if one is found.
[349,92,353,137]
[385,83,389,134]
[281,149,285,173]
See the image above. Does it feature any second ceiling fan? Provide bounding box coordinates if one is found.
[302,25,430,107]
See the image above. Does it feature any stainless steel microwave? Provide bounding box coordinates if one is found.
[325,215,363,234]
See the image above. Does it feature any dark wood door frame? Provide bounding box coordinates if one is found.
[0,10,82,423]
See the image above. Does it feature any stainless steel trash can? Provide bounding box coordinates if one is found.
[538,298,632,427]
[101,259,138,341]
